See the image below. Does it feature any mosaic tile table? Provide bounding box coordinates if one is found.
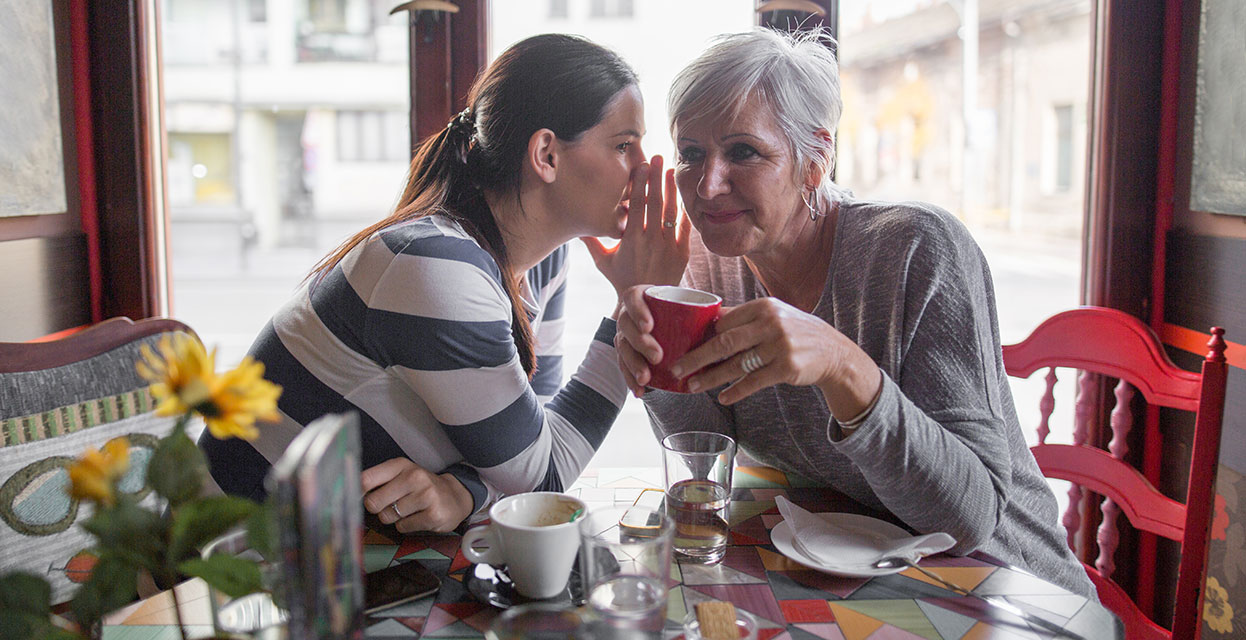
[102,466,1122,639]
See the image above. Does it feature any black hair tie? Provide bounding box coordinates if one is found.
[448,108,476,140]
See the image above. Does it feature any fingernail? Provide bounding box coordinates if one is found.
[686,379,700,392]
[670,366,684,378]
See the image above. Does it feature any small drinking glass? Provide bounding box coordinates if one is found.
[578,506,675,639]
[202,529,289,639]
[661,431,736,565]
[486,602,585,640]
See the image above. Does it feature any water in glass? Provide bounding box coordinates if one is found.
[667,478,729,564]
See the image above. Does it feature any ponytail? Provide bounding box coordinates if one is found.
[312,34,637,381]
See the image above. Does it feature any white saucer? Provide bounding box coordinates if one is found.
[770,513,914,578]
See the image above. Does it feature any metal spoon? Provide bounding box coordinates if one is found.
[874,556,1088,640]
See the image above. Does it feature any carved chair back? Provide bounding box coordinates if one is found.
[1003,307,1227,640]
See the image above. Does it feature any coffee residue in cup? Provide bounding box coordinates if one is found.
[531,500,580,527]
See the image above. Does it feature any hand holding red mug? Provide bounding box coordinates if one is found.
[618,293,882,416]
[615,284,721,395]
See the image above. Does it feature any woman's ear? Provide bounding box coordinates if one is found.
[803,128,835,191]
[527,128,559,184]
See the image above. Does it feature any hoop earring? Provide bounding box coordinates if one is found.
[802,191,824,221]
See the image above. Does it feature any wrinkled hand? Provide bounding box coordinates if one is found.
[670,298,882,416]
[583,155,691,299]
[362,458,473,533]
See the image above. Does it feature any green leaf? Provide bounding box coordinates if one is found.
[80,501,164,571]
[0,614,83,640]
[146,427,205,506]
[168,495,259,563]
[0,572,51,616]
[246,498,278,563]
[43,627,82,640]
[179,554,263,599]
[69,554,137,632]
[0,611,45,640]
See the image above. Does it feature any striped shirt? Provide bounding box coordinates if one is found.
[201,215,628,512]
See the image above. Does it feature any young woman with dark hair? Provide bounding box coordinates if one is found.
[201,34,689,532]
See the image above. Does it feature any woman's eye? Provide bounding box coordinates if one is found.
[616,141,632,153]
[729,144,759,161]
[677,147,703,163]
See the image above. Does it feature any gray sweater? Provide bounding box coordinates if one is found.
[643,198,1096,599]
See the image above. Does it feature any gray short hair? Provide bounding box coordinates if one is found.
[668,28,845,209]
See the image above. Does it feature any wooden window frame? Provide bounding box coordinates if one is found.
[83,0,1172,611]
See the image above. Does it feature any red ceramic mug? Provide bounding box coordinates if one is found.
[643,286,722,393]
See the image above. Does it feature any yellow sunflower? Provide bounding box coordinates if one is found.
[137,334,217,416]
[67,438,131,506]
[137,334,282,441]
[1204,576,1235,633]
[200,356,283,441]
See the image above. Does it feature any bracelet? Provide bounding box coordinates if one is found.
[838,375,883,429]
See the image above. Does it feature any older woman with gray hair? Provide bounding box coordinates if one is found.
[615,28,1096,599]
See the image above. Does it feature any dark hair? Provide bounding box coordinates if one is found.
[313,34,637,377]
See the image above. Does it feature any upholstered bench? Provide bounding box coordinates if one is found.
[0,317,196,604]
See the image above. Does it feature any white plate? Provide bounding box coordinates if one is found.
[770,513,913,577]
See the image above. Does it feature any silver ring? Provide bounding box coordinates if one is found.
[740,349,764,374]
[663,220,676,229]
[390,502,404,519]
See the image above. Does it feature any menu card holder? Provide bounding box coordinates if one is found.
[266,412,365,639]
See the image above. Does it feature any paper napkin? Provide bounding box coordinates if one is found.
[775,495,955,568]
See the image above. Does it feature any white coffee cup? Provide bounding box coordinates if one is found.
[460,492,587,599]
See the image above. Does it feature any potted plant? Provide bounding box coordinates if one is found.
[0,334,282,639]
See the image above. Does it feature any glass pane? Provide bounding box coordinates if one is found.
[490,1,756,469]
[162,0,409,367]
[837,0,1090,453]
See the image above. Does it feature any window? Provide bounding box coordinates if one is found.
[306,0,347,32]
[167,133,235,206]
[588,0,633,19]
[1054,104,1073,192]
[162,0,409,367]
[248,0,267,22]
[296,0,402,62]
[336,111,408,163]
[838,1,1091,458]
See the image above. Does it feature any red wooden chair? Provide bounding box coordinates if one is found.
[1002,307,1227,640]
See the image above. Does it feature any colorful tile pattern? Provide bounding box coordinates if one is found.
[103,467,1122,639]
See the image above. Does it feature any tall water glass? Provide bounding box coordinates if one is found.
[578,506,675,639]
[661,431,736,565]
